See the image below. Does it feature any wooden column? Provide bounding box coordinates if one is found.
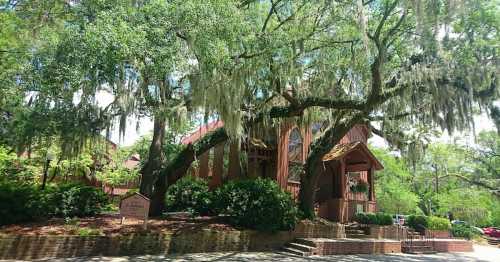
[368,167,375,201]
[199,151,210,179]
[210,143,224,188]
[276,123,292,189]
[339,158,347,223]
[339,159,346,198]
[227,141,240,180]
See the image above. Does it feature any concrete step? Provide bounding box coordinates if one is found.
[402,245,436,254]
[403,241,432,247]
[345,229,365,234]
[285,242,315,252]
[294,238,318,247]
[281,247,311,256]
[404,250,438,255]
[486,237,500,245]
[346,233,371,239]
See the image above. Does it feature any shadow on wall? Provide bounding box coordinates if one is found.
[0,230,294,260]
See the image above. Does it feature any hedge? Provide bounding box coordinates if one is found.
[353,212,393,225]
[0,182,108,225]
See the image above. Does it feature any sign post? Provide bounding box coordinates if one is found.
[120,193,150,229]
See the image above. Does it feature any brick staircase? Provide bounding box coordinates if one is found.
[402,229,436,254]
[344,223,370,238]
[486,237,500,246]
[281,238,402,256]
[281,238,318,256]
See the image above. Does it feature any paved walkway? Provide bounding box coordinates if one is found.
[10,244,500,262]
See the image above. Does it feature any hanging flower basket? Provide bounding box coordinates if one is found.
[350,180,369,194]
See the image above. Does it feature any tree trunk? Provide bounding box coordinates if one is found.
[139,114,166,215]
[149,173,167,216]
[41,159,49,190]
[298,114,364,218]
[148,128,230,216]
[298,173,317,218]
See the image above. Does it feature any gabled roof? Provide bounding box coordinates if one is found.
[181,121,224,145]
[250,137,271,149]
[322,141,384,170]
[121,192,150,201]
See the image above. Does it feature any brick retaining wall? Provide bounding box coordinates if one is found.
[0,220,344,260]
[425,229,450,239]
[433,239,474,252]
[0,234,168,260]
[368,225,406,240]
[311,239,401,255]
[0,230,295,260]
[294,220,345,238]
[410,239,473,252]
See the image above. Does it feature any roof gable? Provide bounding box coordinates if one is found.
[322,142,383,170]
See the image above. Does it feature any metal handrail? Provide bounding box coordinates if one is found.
[402,226,435,253]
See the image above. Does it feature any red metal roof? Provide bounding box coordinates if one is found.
[181,121,224,145]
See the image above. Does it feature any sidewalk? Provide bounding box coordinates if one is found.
[6,244,499,262]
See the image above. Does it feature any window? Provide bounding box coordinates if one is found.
[356,204,364,214]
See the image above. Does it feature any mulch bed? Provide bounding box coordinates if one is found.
[0,214,237,236]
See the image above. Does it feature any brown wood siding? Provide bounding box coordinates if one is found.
[227,141,240,179]
[199,151,210,179]
[340,125,368,144]
[210,143,224,189]
[276,123,292,188]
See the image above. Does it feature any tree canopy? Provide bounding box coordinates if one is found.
[1,0,498,216]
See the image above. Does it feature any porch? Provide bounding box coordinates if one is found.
[286,141,383,223]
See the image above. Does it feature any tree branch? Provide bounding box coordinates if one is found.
[439,174,500,198]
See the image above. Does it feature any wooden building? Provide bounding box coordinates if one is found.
[181,122,383,223]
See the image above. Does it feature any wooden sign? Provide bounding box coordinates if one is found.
[120,193,150,229]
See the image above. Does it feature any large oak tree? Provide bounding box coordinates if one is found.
[3,0,498,217]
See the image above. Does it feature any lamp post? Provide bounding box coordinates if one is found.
[41,152,54,190]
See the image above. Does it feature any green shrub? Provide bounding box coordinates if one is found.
[451,224,477,239]
[0,182,51,225]
[406,215,429,230]
[427,216,451,230]
[0,182,107,225]
[54,184,107,217]
[212,178,298,231]
[354,213,369,224]
[353,212,392,225]
[165,176,211,215]
[376,212,393,225]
